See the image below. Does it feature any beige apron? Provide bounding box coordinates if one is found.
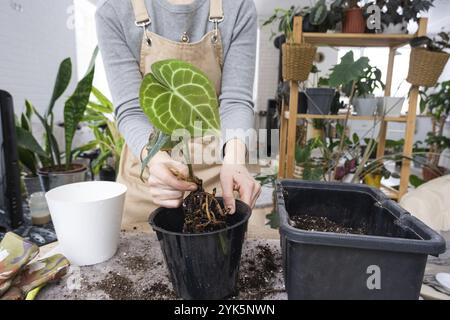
[117,0,224,229]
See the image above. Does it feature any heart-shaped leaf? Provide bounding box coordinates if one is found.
[140,59,220,136]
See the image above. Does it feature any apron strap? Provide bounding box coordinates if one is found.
[131,0,151,25]
[209,0,224,22]
[131,0,152,46]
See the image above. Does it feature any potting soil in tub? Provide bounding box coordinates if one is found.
[276,180,446,300]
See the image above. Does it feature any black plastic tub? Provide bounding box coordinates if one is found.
[276,180,446,300]
[149,198,251,300]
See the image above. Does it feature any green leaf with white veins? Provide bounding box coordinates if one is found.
[140,59,220,136]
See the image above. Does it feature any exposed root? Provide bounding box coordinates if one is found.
[170,168,228,234]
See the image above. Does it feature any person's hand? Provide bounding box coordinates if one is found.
[147,151,197,208]
[220,139,261,214]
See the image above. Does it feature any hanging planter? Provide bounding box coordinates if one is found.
[282,43,317,82]
[407,34,450,87]
[407,49,449,87]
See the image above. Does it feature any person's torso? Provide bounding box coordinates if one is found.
[97,0,246,63]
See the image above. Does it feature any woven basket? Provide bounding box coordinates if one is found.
[282,43,317,82]
[407,48,449,87]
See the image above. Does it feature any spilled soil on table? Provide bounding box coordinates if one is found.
[93,271,176,300]
[237,243,283,299]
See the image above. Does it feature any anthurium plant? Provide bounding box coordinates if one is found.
[139,59,227,233]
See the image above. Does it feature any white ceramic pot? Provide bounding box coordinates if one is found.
[353,97,379,116]
[382,22,408,34]
[377,97,405,116]
[46,181,127,266]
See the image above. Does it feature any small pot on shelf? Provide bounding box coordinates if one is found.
[99,165,117,182]
[342,7,366,34]
[37,163,88,192]
[353,97,379,116]
[305,88,335,115]
[382,21,408,34]
[422,166,448,182]
[377,97,405,116]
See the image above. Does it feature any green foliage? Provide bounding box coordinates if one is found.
[78,87,124,175]
[265,210,280,229]
[419,81,450,166]
[64,49,97,168]
[16,100,50,176]
[410,174,425,188]
[328,51,370,91]
[140,60,220,136]
[262,1,347,40]
[46,58,72,118]
[372,0,435,25]
[309,0,328,25]
[17,48,98,171]
[420,81,450,118]
[346,66,385,98]
[139,60,221,180]
[262,6,302,40]
[410,31,450,53]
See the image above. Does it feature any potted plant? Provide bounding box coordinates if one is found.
[305,77,336,115]
[419,81,450,181]
[76,87,124,181]
[294,138,325,180]
[341,0,366,33]
[17,49,98,191]
[140,60,251,300]
[369,0,435,34]
[408,31,450,87]
[263,1,339,36]
[348,65,385,116]
[15,101,49,196]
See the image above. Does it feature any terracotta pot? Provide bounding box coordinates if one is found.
[342,8,366,34]
[422,166,448,182]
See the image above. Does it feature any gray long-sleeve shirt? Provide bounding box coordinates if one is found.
[95,0,257,158]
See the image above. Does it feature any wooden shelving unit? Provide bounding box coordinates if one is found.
[278,17,429,200]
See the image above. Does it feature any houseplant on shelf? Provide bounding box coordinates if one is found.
[419,81,450,181]
[408,31,450,87]
[368,0,435,34]
[347,64,385,116]
[294,138,325,181]
[263,1,339,36]
[76,87,124,181]
[341,0,366,33]
[141,59,251,300]
[17,49,98,191]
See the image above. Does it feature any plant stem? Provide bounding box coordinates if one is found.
[183,138,194,180]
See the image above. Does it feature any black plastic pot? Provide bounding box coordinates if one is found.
[99,165,116,182]
[297,92,308,114]
[276,180,446,300]
[149,198,251,300]
[305,88,335,115]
